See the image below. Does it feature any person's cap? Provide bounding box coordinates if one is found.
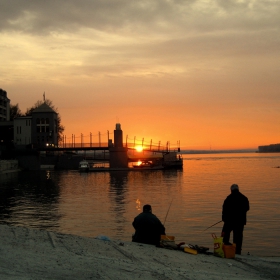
[230,184,239,191]
[143,204,152,212]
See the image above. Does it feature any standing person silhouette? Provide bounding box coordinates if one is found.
[222,184,250,255]
[132,204,166,246]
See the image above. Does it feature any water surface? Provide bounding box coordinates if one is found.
[1,153,279,256]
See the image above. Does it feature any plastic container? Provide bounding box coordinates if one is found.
[184,247,198,255]
[223,243,236,259]
[160,235,176,249]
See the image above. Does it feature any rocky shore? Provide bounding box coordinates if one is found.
[0,224,279,280]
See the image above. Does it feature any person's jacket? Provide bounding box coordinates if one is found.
[222,191,250,225]
[132,212,165,246]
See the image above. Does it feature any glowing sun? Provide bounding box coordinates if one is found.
[135,146,143,152]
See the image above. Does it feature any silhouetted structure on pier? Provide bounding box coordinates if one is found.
[109,123,128,168]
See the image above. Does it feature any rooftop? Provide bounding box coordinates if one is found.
[32,102,56,114]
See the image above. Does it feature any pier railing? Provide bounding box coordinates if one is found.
[58,142,179,153]
[59,134,180,153]
[60,142,109,148]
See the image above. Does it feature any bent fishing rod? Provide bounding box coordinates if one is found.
[163,198,173,226]
[202,220,223,231]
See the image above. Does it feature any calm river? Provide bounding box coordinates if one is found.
[0,153,279,257]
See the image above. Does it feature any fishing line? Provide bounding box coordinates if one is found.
[163,198,173,226]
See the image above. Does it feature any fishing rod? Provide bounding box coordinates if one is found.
[176,220,222,241]
[163,198,173,225]
[202,220,223,232]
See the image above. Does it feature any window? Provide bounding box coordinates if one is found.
[36,117,49,134]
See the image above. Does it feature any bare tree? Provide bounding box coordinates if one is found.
[10,103,23,120]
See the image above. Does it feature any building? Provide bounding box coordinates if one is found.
[0,89,13,157]
[0,88,60,159]
[13,102,58,149]
[0,89,10,121]
[31,102,58,148]
[13,116,32,149]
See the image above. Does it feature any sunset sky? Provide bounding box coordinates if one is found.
[1,0,279,150]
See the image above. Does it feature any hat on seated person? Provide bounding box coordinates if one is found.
[143,204,152,212]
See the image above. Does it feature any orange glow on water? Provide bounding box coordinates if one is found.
[136,199,141,211]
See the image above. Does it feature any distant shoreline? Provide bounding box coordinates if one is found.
[180,149,257,154]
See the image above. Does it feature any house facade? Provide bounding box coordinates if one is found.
[14,116,32,149]
[13,102,58,149]
[31,103,58,148]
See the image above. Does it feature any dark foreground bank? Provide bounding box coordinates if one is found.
[0,224,279,280]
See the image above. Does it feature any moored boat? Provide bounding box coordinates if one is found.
[162,152,183,169]
[133,160,164,170]
[79,160,90,172]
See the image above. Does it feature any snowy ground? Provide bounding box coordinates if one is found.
[0,224,279,280]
